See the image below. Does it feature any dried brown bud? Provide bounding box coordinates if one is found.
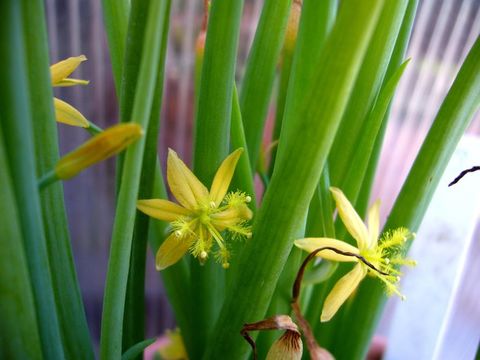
[265,330,303,360]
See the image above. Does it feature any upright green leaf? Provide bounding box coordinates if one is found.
[329,1,409,186]
[21,0,94,357]
[190,0,244,355]
[241,0,292,170]
[0,128,42,360]
[100,1,169,358]
[204,2,383,359]
[123,0,172,354]
[0,2,64,358]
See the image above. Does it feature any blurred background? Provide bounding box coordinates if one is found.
[45,0,480,357]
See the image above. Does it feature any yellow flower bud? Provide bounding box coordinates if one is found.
[53,98,89,128]
[50,55,89,87]
[55,123,143,179]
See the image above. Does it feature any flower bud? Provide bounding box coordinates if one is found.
[53,97,89,128]
[283,1,302,54]
[50,55,89,87]
[55,123,143,179]
[266,330,303,360]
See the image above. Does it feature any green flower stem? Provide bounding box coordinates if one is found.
[0,128,42,360]
[86,121,103,136]
[334,33,480,360]
[38,170,59,190]
[191,0,244,356]
[101,0,129,95]
[99,0,168,358]
[204,2,383,359]
[0,2,64,358]
[123,0,171,354]
[241,0,292,170]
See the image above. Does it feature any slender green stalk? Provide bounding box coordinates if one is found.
[123,0,171,354]
[334,34,480,360]
[0,2,64,358]
[230,84,256,208]
[204,3,383,359]
[100,1,168,358]
[191,0,244,356]
[21,1,94,357]
[0,128,42,360]
[241,0,292,170]
[115,0,148,194]
[101,0,129,94]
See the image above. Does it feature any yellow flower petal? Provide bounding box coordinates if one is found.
[55,123,143,179]
[210,205,252,230]
[367,199,381,248]
[156,233,194,270]
[137,199,190,222]
[53,98,89,128]
[50,55,87,86]
[167,149,208,209]
[321,263,367,322]
[54,78,90,87]
[329,187,369,250]
[210,148,243,206]
[294,238,360,262]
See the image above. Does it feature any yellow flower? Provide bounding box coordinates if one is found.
[295,187,415,322]
[55,123,143,179]
[157,329,188,360]
[50,55,90,128]
[137,148,252,270]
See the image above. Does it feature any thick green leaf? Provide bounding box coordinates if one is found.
[0,128,42,360]
[0,2,64,358]
[99,1,169,358]
[190,0,244,356]
[204,2,383,359]
[20,1,94,357]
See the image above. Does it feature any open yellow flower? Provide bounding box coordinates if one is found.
[50,55,90,128]
[137,148,252,270]
[295,187,415,322]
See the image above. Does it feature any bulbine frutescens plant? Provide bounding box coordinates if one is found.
[1,0,479,360]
